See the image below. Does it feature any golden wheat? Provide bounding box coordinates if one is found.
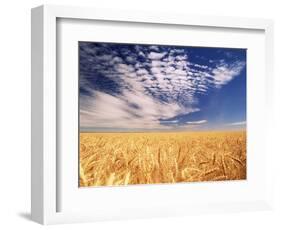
[79,131,246,187]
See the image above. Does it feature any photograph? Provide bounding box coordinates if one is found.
[79,42,247,187]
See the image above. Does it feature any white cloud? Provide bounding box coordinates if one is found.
[161,120,179,124]
[80,89,193,129]
[126,56,135,63]
[151,67,162,74]
[189,63,209,69]
[226,121,246,126]
[151,60,165,67]
[186,120,207,125]
[212,61,245,87]
[148,51,166,60]
[116,63,135,73]
[149,45,159,51]
[136,68,149,76]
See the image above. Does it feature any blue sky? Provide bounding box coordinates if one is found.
[79,42,246,131]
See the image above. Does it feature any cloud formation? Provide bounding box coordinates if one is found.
[226,121,246,126]
[186,120,208,125]
[79,43,246,130]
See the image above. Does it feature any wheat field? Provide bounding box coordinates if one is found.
[79,131,246,187]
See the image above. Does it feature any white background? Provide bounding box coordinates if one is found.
[0,0,280,229]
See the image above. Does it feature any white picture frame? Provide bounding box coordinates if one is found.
[31,5,274,225]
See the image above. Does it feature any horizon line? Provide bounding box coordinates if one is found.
[80,129,246,133]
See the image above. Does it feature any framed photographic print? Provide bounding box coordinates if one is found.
[31,5,274,225]
[78,42,247,187]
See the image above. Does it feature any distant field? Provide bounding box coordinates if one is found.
[79,131,246,187]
